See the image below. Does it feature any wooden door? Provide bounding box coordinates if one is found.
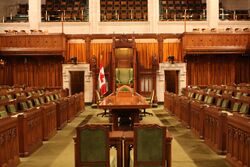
[70,71,84,95]
[165,70,179,94]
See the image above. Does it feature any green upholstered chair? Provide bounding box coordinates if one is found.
[116,68,133,87]
[33,98,41,107]
[141,90,154,116]
[39,96,45,104]
[20,102,29,110]
[130,124,166,167]
[0,106,8,119]
[239,103,249,114]
[96,90,109,117]
[6,104,17,114]
[74,124,116,167]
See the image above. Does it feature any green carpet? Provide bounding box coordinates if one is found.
[18,106,231,167]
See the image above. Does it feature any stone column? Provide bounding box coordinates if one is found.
[207,0,219,28]
[29,0,40,30]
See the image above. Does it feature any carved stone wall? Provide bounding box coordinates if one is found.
[157,62,186,102]
[62,63,92,103]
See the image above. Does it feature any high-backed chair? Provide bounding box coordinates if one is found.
[141,90,154,116]
[115,68,133,88]
[130,124,166,167]
[74,124,116,167]
[96,90,109,117]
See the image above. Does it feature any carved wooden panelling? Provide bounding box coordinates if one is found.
[0,117,20,167]
[182,33,250,54]
[226,114,250,167]
[0,34,65,55]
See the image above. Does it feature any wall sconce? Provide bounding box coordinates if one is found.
[168,55,175,64]
[0,58,6,68]
[70,57,77,65]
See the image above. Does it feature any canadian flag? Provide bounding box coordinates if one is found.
[98,63,107,95]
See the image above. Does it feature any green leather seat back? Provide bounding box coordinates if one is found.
[27,100,34,108]
[39,97,45,104]
[206,96,214,104]
[135,125,165,166]
[239,103,249,114]
[79,127,108,166]
[54,94,59,100]
[7,104,17,114]
[20,102,28,110]
[216,98,222,107]
[116,68,133,84]
[7,94,14,100]
[221,99,229,108]
[34,98,41,106]
[50,95,55,101]
[0,95,6,100]
[0,106,8,119]
[235,92,242,99]
[45,96,51,102]
[232,102,241,112]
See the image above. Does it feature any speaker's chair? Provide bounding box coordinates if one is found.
[115,68,133,88]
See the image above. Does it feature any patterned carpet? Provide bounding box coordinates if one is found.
[153,109,232,167]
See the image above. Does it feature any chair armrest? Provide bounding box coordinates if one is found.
[128,78,133,84]
[116,78,121,83]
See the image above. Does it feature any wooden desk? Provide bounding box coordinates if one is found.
[109,131,123,167]
[109,130,172,167]
[100,92,150,130]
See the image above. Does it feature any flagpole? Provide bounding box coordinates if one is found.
[184,9,187,32]
[98,54,107,95]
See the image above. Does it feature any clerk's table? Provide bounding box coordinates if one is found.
[99,91,150,130]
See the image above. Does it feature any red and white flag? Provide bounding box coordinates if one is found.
[98,63,107,95]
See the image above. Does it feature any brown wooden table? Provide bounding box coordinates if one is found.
[100,92,150,130]
[109,130,172,167]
